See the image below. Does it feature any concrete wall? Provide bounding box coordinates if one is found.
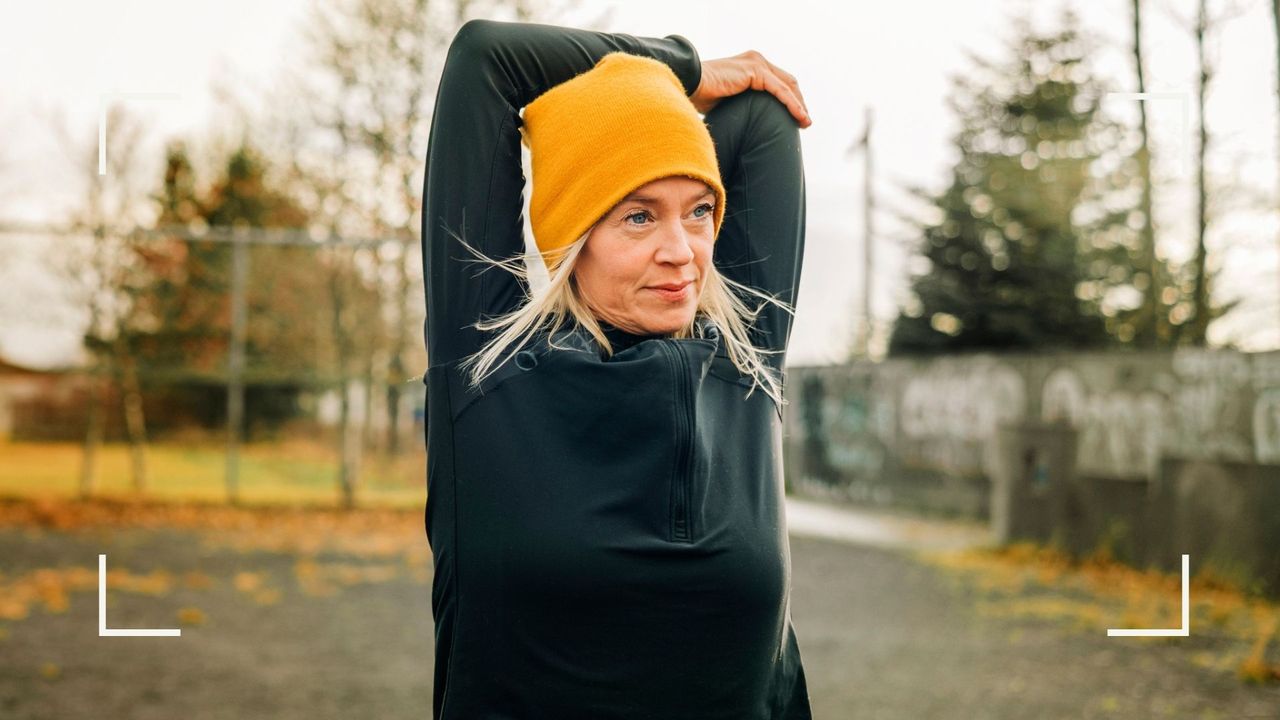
[1149,458,1280,596]
[786,348,1280,595]
[784,349,1280,517]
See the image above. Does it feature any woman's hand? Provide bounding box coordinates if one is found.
[690,51,811,128]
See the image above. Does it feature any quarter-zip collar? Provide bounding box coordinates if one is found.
[594,316,722,351]
[547,316,723,360]
[598,321,664,353]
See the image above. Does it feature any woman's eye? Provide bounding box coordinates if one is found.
[624,211,650,225]
[693,203,715,219]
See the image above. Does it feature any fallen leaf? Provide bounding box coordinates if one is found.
[176,607,206,625]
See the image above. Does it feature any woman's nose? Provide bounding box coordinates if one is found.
[653,223,696,264]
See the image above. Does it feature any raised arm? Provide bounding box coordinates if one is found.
[421,19,702,368]
[682,52,811,367]
[705,90,807,370]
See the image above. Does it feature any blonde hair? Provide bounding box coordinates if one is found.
[446,224,794,409]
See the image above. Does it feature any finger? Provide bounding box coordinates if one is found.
[782,76,808,121]
[764,61,797,91]
[757,69,808,124]
[752,69,809,126]
[765,60,808,114]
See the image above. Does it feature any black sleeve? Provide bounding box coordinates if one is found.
[704,90,807,369]
[421,19,702,368]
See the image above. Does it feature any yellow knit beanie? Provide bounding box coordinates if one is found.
[522,52,726,270]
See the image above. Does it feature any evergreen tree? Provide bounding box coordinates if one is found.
[136,143,314,377]
[127,141,380,435]
[890,15,1150,356]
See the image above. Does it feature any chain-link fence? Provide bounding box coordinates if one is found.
[0,222,427,509]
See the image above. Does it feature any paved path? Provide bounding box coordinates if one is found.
[1,505,1277,719]
[785,497,992,552]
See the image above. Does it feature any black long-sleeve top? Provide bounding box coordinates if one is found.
[421,18,811,720]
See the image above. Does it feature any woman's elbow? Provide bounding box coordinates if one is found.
[447,18,504,66]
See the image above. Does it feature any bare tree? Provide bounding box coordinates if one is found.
[1130,0,1164,347]
[294,0,453,461]
[47,103,153,496]
[1172,0,1248,345]
[234,0,579,504]
[279,0,575,459]
[1188,0,1213,344]
[257,103,386,508]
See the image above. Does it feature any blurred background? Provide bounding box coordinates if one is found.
[1,0,1279,717]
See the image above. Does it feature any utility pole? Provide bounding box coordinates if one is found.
[847,108,875,359]
[225,228,249,506]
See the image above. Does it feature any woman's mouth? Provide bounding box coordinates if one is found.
[647,281,692,301]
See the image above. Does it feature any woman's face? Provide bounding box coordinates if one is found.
[574,176,716,336]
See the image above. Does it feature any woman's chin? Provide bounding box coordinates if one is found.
[635,306,697,335]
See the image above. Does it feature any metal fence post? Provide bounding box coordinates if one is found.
[225,227,249,504]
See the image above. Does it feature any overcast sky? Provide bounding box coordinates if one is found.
[2,0,1278,368]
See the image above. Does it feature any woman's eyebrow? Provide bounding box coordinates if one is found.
[620,189,716,205]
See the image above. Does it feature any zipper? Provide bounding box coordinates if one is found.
[660,342,695,543]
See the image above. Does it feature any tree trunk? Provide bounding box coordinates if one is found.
[1189,0,1212,345]
[79,224,108,500]
[1132,0,1162,347]
[386,378,403,455]
[329,252,358,510]
[115,339,148,494]
[386,252,410,455]
[78,367,106,500]
[361,360,377,454]
[338,380,358,510]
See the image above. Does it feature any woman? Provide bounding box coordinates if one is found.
[421,17,811,720]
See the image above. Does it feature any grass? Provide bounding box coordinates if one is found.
[0,440,425,510]
[920,541,1280,684]
[0,493,434,624]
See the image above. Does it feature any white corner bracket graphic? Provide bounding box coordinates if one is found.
[1101,91,1192,179]
[1107,554,1190,637]
[98,92,181,176]
[97,550,180,635]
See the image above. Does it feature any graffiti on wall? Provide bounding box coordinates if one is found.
[1256,389,1280,464]
[1165,350,1255,464]
[787,350,1280,487]
[823,391,889,479]
[899,360,1025,475]
[799,372,894,483]
[1041,367,1165,479]
[1252,353,1280,464]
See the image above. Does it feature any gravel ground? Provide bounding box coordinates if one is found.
[790,536,1280,719]
[1,518,1277,719]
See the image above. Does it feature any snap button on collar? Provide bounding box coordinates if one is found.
[515,350,539,370]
